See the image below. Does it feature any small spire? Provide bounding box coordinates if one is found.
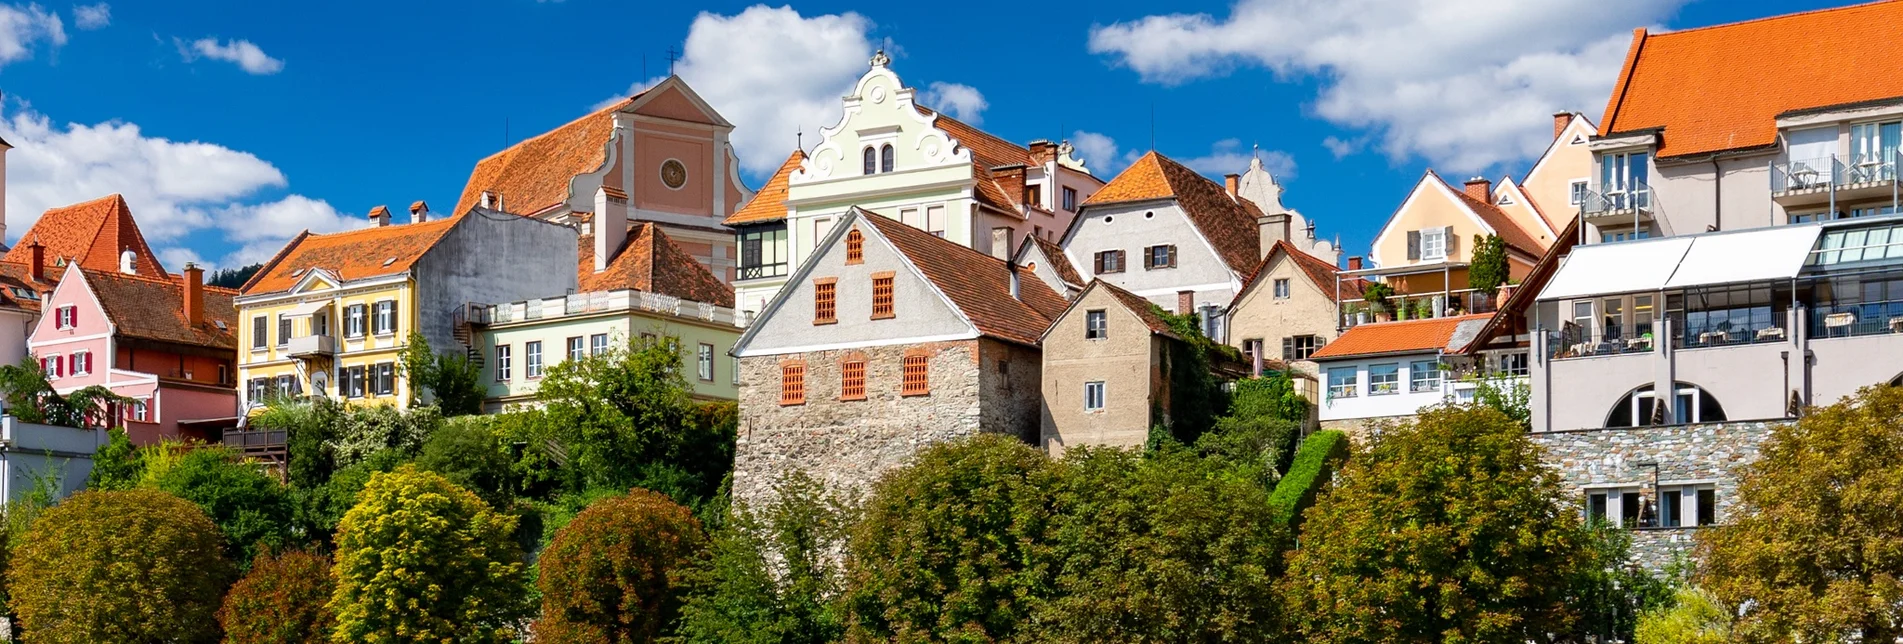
[870,49,890,68]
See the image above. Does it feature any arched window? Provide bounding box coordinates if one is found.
[863,147,877,175]
[880,144,895,173]
[845,229,864,264]
[1605,383,1727,427]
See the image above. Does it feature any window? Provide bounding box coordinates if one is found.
[813,279,837,324]
[1600,151,1652,210]
[1420,228,1447,260]
[840,359,866,401]
[373,362,395,396]
[1409,360,1441,393]
[591,333,609,356]
[880,144,894,173]
[341,365,367,399]
[902,354,929,396]
[1084,381,1105,411]
[248,378,268,403]
[1606,383,1728,427]
[71,351,91,376]
[1282,335,1321,360]
[1143,244,1177,269]
[312,309,330,338]
[1588,491,1609,525]
[780,362,805,405]
[1602,229,1652,243]
[526,341,543,378]
[845,229,864,264]
[863,147,876,175]
[567,337,585,362]
[1697,488,1717,526]
[1025,183,1042,206]
[1850,120,1901,182]
[925,205,945,237]
[1368,363,1399,395]
[1085,310,1107,339]
[738,226,789,279]
[1272,278,1291,299]
[54,305,75,329]
[732,356,742,385]
[872,274,895,319]
[252,316,267,349]
[697,343,715,382]
[1569,179,1589,206]
[373,300,397,335]
[1498,352,1530,377]
[495,344,512,381]
[1094,250,1126,274]
[1633,295,1656,337]
[1327,367,1358,399]
[1572,301,1594,336]
[1062,187,1077,212]
[345,304,366,338]
[129,400,148,422]
[275,375,300,397]
[1585,488,1646,528]
[278,315,292,346]
[38,355,60,379]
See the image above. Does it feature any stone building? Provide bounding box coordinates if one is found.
[1040,280,1211,456]
[729,208,1065,505]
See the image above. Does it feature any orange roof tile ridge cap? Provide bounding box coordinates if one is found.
[239,229,310,294]
[474,99,631,164]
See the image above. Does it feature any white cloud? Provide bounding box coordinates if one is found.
[1088,0,1684,173]
[601,5,876,176]
[1069,130,1142,177]
[919,81,988,125]
[156,247,210,271]
[71,2,105,30]
[1321,135,1360,158]
[0,99,353,269]
[0,3,64,67]
[1070,131,1294,182]
[177,37,283,75]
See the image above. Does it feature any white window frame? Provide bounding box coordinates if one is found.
[71,351,91,376]
[55,305,75,329]
[1272,278,1290,299]
[590,333,609,356]
[1420,228,1447,261]
[1568,179,1589,206]
[372,300,396,336]
[567,337,585,363]
[345,304,366,338]
[1084,381,1105,411]
[1585,486,1646,528]
[697,343,715,382]
[1085,310,1107,339]
[130,399,148,422]
[495,344,512,381]
[1368,363,1400,395]
[1327,367,1358,400]
[525,341,543,379]
[1409,360,1441,393]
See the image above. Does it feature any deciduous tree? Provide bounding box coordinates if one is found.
[536,488,708,643]
[217,547,336,644]
[675,471,852,644]
[153,445,295,566]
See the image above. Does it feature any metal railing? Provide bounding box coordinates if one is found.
[1773,154,1899,193]
[1810,300,1903,338]
[1547,330,1658,360]
[1580,180,1654,219]
[1674,320,1788,349]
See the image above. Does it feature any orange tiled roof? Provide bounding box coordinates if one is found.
[242,217,460,295]
[861,211,1066,346]
[81,269,238,350]
[0,263,49,311]
[1082,151,1262,275]
[1239,240,1365,305]
[1601,1,1903,158]
[1438,174,1549,257]
[1309,313,1493,360]
[454,95,641,216]
[3,194,168,279]
[914,106,1034,216]
[724,149,805,226]
[1032,236,1083,286]
[578,221,735,308]
[1094,279,1178,338]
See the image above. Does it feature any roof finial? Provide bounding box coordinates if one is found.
[870,49,890,68]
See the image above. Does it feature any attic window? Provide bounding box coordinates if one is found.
[214,320,228,330]
[1497,194,1515,205]
[1570,134,1586,145]
[291,269,305,277]
[382,257,398,267]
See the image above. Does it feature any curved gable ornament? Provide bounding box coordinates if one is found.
[790,53,970,185]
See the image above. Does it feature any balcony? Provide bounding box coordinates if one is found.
[1771,155,1899,209]
[284,334,337,358]
[1547,330,1658,360]
[1579,181,1655,229]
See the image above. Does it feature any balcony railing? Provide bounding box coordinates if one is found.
[1771,155,1899,210]
[1580,181,1655,224]
[1673,321,1788,350]
[1810,300,1903,338]
[737,263,788,281]
[284,334,337,358]
[1547,331,1658,360]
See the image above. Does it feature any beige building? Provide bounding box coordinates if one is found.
[1039,280,1182,456]
[1226,240,1363,386]
[1358,172,1547,314]
[1497,112,1600,241]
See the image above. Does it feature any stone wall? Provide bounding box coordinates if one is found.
[1530,420,1779,572]
[733,339,1035,507]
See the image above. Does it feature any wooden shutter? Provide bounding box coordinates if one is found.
[781,362,806,405]
[1142,246,1154,269]
[1167,245,1178,268]
[1282,337,1294,360]
[1407,230,1421,260]
[1094,252,1105,274]
[1444,226,1459,257]
[902,354,929,396]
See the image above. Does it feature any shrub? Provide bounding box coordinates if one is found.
[536,488,709,643]
[1265,430,1349,527]
[675,471,851,644]
[153,445,295,566]
[86,427,139,490]
[217,547,336,644]
[10,489,234,643]
[416,416,517,508]
[329,466,529,642]
[1635,587,1734,644]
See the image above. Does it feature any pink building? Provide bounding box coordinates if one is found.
[29,264,238,445]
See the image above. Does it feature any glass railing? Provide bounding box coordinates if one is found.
[1674,321,1788,349]
[1548,331,1659,360]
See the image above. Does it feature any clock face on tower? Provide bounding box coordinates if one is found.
[660,159,688,190]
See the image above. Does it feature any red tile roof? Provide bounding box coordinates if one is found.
[1082,151,1262,275]
[0,263,51,311]
[1095,279,1178,338]
[1031,236,1082,286]
[724,149,805,226]
[3,194,167,279]
[1601,1,1903,158]
[81,269,237,350]
[861,210,1066,346]
[1238,240,1365,305]
[1439,173,1549,257]
[1310,313,1493,360]
[1455,218,1581,355]
[454,95,642,216]
[915,107,1034,216]
[242,217,460,295]
[577,221,735,308]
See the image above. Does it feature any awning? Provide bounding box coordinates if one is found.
[1537,237,1692,301]
[282,300,331,317]
[1664,225,1822,289]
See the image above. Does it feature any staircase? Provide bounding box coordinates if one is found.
[451,304,488,370]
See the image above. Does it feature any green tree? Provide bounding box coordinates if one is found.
[217,546,337,644]
[1361,281,1395,314]
[1698,385,1903,641]
[843,435,1051,643]
[675,471,852,644]
[10,489,235,643]
[416,416,517,509]
[332,403,440,468]
[1568,524,1674,642]
[1038,448,1288,642]
[85,427,140,490]
[207,263,264,289]
[1469,373,1532,429]
[0,358,131,427]
[1635,587,1734,644]
[1468,233,1510,297]
[152,445,296,566]
[254,397,343,489]
[536,488,708,643]
[328,466,528,643]
[1264,429,1349,529]
[1201,372,1309,482]
[399,331,487,416]
[1150,306,1238,444]
[1280,405,1592,642]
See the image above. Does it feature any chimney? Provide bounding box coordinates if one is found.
[1027,140,1055,164]
[182,262,204,327]
[369,206,391,227]
[1463,176,1492,202]
[991,227,1011,260]
[1347,256,1363,271]
[1553,111,1573,140]
[1258,212,1291,257]
[479,191,495,209]
[593,186,630,273]
[1224,173,1241,199]
[26,237,42,283]
[1177,290,1195,315]
[409,200,429,223]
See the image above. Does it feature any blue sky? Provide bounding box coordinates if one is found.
[0,0,1852,270]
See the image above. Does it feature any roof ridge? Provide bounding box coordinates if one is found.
[862,208,1015,271]
[472,99,632,165]
[1651,0,1902,37]
[303,214,459,241]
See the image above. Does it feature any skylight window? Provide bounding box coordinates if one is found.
[382,257,398,267]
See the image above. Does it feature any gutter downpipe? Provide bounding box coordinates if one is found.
[1711,157,1723,232]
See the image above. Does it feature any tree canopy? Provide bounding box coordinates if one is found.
[536,488,708,643]
[217,546,337,644]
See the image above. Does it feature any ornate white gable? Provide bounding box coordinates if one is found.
[790,52,971,184]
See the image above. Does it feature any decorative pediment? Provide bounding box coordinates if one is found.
[791,58,970,184]
[289,268,340,294]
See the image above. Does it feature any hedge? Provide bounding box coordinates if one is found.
[1267,430,1349,528]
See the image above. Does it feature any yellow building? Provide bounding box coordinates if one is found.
[235,204,579,409]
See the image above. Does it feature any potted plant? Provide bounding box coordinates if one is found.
[1363,282,1395,322]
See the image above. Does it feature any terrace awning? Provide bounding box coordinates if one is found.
[282,300,331,317]
[1537,237,1692,301]
[1538,225,1825,301]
